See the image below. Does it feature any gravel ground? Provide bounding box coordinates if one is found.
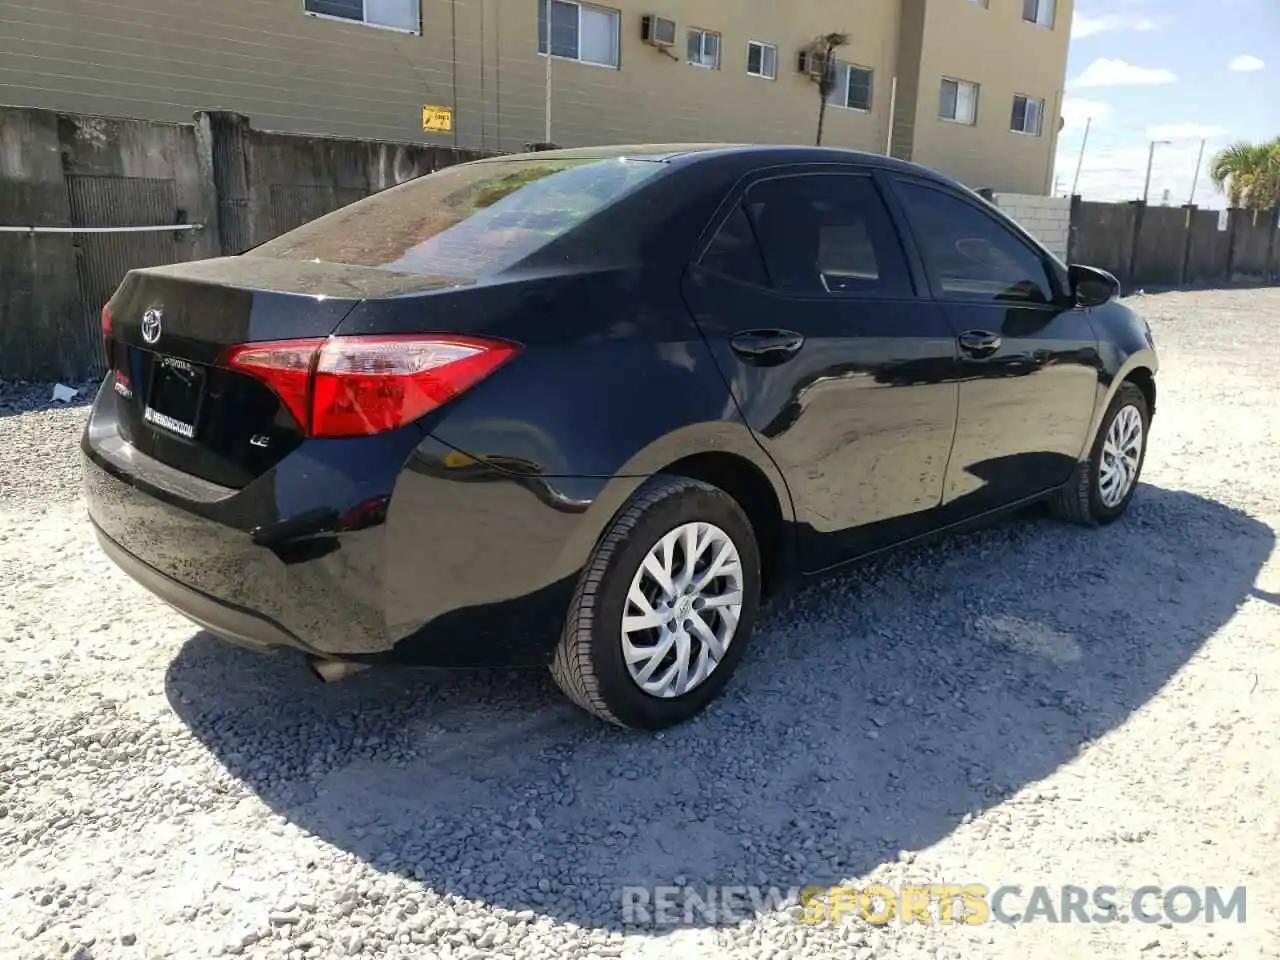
[3,288,1279,960]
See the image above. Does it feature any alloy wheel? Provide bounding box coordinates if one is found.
[621,521,745,699]
[1099,403,1144,508]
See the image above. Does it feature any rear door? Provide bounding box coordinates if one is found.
[681,166,961,573]
[887,176,1102,516]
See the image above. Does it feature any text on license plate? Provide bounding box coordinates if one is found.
[143,406,196,438]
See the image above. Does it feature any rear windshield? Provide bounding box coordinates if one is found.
[251,157,666,277]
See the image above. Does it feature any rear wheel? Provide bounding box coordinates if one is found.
[1050,381,1150,526]
[551,475,761,730]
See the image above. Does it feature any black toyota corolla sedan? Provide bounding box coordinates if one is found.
[83,144,1158,730]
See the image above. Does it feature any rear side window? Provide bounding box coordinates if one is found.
[700,205,770,286]
[741,174,913,297]
[251,157,666,277]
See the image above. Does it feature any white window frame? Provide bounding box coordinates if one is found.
[939,77,979,125]
[1022,0,1056,28]
[687,28,721,69]
[537,0,622,69]
[1010,94,1044,136]
[746,40,778,80]
[303,0,420,35]
[827,61,874,113]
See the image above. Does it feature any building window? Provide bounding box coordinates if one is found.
[537,0,621,68]
[747,40,778,79]
[688,28,721,69]
[1010,95,1044,135]
[939,78,979,124]
[304,0,419,33]
[1022,0,1055,27]
[828,62,874,112]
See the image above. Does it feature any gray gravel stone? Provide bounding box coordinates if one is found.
[2,290,1280,960]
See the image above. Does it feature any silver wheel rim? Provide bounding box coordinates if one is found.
[1099,404,1144,508]
[621,521,744,699]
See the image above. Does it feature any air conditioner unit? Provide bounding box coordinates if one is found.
[641,14,677,48]
[797,48,827,80]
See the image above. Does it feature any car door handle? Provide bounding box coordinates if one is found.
[729,329,805,365]
[958,330,1003,357]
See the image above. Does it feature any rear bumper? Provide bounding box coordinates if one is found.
[90,520,314,655]
[81,388,626,666]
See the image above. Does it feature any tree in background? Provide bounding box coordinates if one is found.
[811,32,851,147]
[1209,138,1280,211]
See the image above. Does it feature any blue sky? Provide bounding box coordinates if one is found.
[1054,0,1280,208]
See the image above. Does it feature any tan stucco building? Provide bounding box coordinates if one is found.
[0,0,1071,194]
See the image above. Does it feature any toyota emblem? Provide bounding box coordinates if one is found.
[140,308,163,344]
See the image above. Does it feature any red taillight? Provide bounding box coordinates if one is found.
[222,339,317,434]
[101,304,114,369]
[223,335,518,438]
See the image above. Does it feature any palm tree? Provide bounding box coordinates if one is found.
[811,32,851,147]
[1209,138,1280,211]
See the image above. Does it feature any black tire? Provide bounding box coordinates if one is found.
[550,475,762,730]
[1049,381,1150,526]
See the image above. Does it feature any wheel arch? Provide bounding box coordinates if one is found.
[654,451,792,598]
[553,422,798,600]
[1125,365,1156,420]
[1086,347,1158,451]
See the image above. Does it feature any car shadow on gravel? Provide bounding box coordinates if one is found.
[165,483,1273,933]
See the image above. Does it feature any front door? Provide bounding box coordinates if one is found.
[681,168,961,573]
[888,176,1103,518]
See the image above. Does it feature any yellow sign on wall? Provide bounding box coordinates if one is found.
[422,105,454,133]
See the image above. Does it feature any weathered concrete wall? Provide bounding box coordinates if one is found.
[0,108,83,380]
[1070,201,1137,285]
[1069,199,1278,291]
[1231,208,1277,282]
[1185,208,1232,286]
[0,106,484,379]
[991,192,1071,261]
[1132,205,1187,289]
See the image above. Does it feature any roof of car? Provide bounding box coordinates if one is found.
[473,143,958,185]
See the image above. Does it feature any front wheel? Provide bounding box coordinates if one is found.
[550,475,761,730]
[1050,381,1150,526]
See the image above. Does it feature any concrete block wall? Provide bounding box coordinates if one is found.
[0,105,486,380]
[991,192,1072,261]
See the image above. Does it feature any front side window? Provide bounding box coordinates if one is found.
[894,180,1054,304]
[537,0,620,67]
[252,157,665,277]
[747,40,778,79]
[828,62,874,111]
[739,174,912,297]
[1022,0,1056,27]
[1011,95,1044,135]
[305,0,419,33]
[688,29,721,68]
[940,78,979,124]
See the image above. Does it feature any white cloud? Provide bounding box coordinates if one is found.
[1061,98,1113,128]
[1052,140,1227,207]
[1228,54,1266,72]
[1070,58,1178,87]
[1147,123,1229,141]
[1072,13,1162,38]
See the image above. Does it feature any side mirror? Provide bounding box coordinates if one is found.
[1069,264,1121,307]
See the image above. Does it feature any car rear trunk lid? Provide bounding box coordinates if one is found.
[103,257,471,489]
